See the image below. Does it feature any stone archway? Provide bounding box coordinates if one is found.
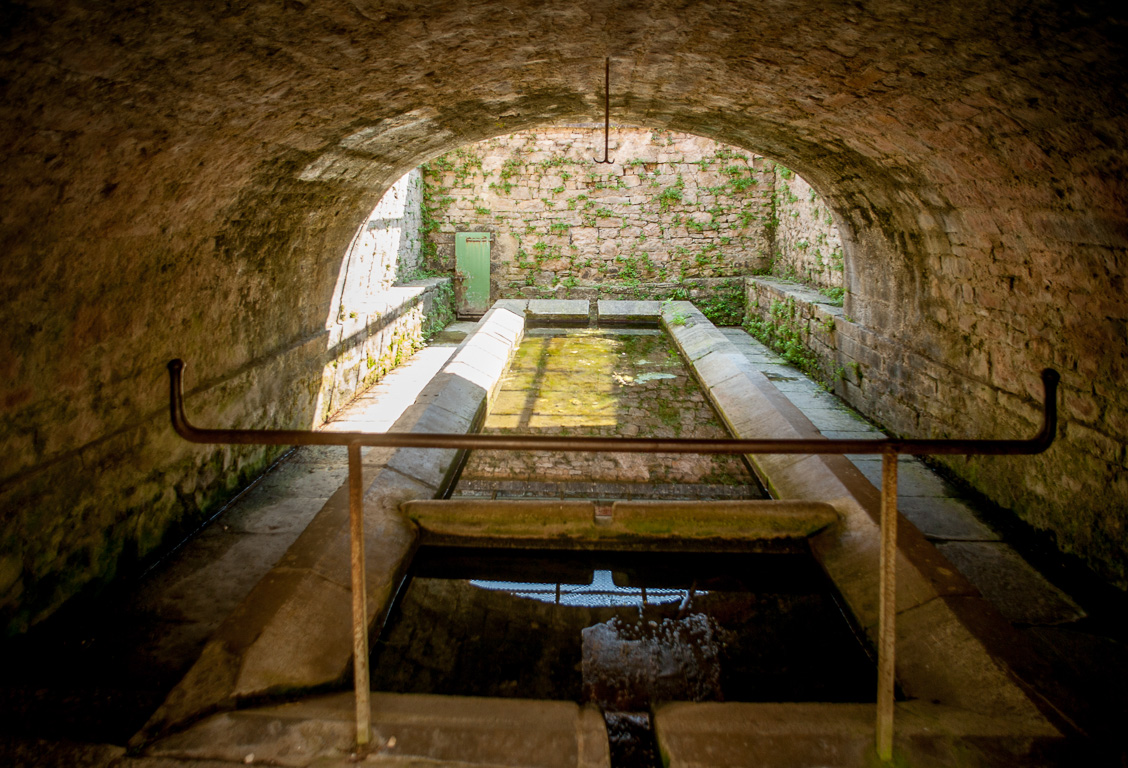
[2,0,1126,632]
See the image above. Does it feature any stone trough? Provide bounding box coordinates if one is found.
[137,299,1064,767]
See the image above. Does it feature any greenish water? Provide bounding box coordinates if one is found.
[455,328,765,500]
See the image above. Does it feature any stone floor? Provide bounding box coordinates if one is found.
[0,317,1125,766]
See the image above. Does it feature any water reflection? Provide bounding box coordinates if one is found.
[471,569,705,607]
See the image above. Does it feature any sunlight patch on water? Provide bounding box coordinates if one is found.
[470,569,704,607]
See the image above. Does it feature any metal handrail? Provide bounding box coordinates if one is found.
[170,361,1058,456]
[167,359,1059,761]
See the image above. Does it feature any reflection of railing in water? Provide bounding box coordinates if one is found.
[167,359,1059,762]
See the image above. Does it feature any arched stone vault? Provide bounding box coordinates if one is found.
[1,0,1125,630]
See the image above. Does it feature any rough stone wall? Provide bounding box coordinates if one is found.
[745,274,1128,587]
[338,169,425,298]
[770,169,845,292]
[1,0,1126,628]
[0,145,445,633]
[423,129,773,298]
[319,169,445,418]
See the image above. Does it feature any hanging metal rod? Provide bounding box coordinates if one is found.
[594,57,614,164]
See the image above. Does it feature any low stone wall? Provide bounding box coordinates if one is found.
[316,278,454,421]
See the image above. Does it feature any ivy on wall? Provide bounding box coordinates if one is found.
[419,129,844,329]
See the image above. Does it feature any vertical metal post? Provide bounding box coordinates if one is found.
[876,452,898,761]
[348,442,371,747]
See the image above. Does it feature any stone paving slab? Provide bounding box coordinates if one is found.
[937,541,1085,625]
[898,496,1002,541]
[148,692,610,768]
[799,406,877,432]
[526,299,589,325]
[596,299,663,324]
[654,701,1062,768]
[405,499,837,545]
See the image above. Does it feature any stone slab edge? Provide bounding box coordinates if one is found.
[135,304,527,747]
[526,299,590,325]
[149,691,610,768]
[663,305,1060,734]
[653,701,1061,768]
[404,499,837,543]
[597,299,663,325]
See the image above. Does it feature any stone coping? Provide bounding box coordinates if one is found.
[654,701,1062,767]
[746,274,846,316]
[659,300,1063,747]
[596,299,664,325]
[135,304,527,745]
[150,692,610,768]
[526,299,590,325]
[404,498,838,547]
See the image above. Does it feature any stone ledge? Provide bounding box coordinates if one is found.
[148,692,610,768]
[404,499,837,546]
[596,299,663,325]
[654,701,1062,768]
[526,299,590,326]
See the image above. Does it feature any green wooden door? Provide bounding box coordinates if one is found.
[455,232,492,315]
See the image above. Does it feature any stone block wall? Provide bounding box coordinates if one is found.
[745,275,1128,586]
[770,170,845,292]
[0,162,447,634]
[421,129,776,299]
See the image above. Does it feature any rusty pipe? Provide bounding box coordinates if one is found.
[169,360,1059,457]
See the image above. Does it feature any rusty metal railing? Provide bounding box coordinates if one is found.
[168,359,1059,761]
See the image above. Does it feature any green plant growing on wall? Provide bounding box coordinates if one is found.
[422,281,455,341]
[819,286,845,305]
[693,279,745,325]
[657,175,685,211]
[743,296,822,379]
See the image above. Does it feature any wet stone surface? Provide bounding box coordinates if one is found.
[454,328,764,501]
